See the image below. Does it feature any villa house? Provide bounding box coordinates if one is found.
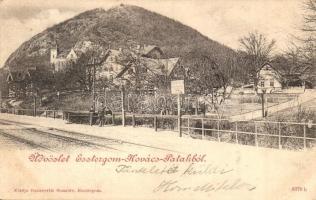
[257,63,283,93]
[111,45,179,90]
[50,47,77,72]
[255,63,311,93]
[50,41,94,72]
[97,49,125,82]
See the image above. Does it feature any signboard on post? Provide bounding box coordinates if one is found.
[171,80,185,137]
[171,80,185,94]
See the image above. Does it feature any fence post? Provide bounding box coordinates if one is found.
[132,114,135,127]
[33,97,37,117]
[235,121,238,144]
[67,113,70,123]
[154,116,157,132]
[303,123,306,150]
[89,112,93,126]
[53,111,56,119]
[187,118,190,135]
[255,122,258,147]
[121,88,125,127]
[278,122,281,149]
[112,114,115,125]
[45,111,48,118]
[202,118,204,140]
[217,120,220,142]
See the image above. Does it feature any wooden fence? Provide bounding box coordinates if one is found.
[0,108,315,150]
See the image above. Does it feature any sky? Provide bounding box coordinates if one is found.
[0,0,306,68]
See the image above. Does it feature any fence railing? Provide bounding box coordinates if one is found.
[180,116,315,150]
[0,108,315,150]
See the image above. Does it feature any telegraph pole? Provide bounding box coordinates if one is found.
[87,57,98,110]
[92,57,96,110]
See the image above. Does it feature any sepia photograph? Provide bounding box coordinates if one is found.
[0,0,315,199]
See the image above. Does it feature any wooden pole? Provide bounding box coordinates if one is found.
[104,87,107,106]
[89,112,93,126]
[178,93,182,137]
[217,120,220,142]
[261,92,265,118]
[33,96,37,117]
[132,114,135,127]
[112,114,115,125]
[187,117,190,135]
[92,59,96,110]
[255,122,258,147]
[121,87,125,127]
[53,111,56,119]
[303,124,306,150]
[195,98,198,116]
[202,118,204,140]
[154,116,157,132]
[235,121,238,144]
[278,122,281,149]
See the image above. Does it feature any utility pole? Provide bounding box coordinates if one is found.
[92,57,96,110]
[87,56,99,110]
[103,87,107,106]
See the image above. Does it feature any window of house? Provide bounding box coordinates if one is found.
[270,80,274,87]
[260,81,264,87]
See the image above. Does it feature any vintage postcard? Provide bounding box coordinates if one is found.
[0,0,315,199]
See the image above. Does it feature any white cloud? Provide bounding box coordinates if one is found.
[0,8,76,67]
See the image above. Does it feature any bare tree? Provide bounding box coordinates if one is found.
[299,0,316,84]
[302,0,316,33]
[238,31,276,83]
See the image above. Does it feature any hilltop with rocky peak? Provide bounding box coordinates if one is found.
[3,4,237,71]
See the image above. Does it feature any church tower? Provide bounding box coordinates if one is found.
[50,46,58,64]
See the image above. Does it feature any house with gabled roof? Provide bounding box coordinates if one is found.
[6,67,36,98]
[255,63,312,93]
[256,63,283,93]
[97,49,125,82]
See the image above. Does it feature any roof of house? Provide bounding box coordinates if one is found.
[141,57,179,76]
[6,70,31,82]
[53,40,104,59]
[115,57,180,80]
[257,63,283,82]
[138,45,163,56]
